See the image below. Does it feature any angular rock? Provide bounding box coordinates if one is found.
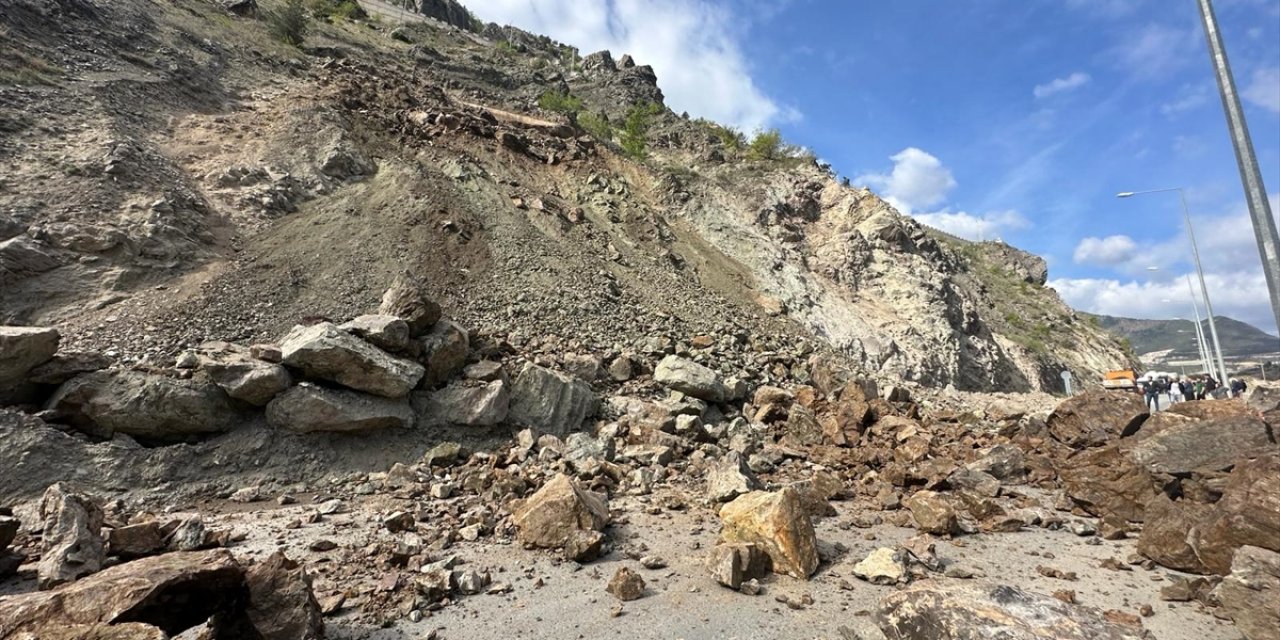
[463,360,504,381]
[0,236,61,287]
[280,322,423,397]
[1129,414,1276,476]
[562,353,602,382]
[1213,545,1280,640]
[339,314,410,353]
[0,326,59,389]
[379,272,442,336]
[245,551,324,640]
[45,370,238,440]
[26,351,113,386]
[606,566,645,601]
[1059,442,1159,523]
[706,542,771,590]
[903,490,959,535]
[0,515,18,552]
[266,383,413,432]
[967,444,1027,481]
[653,355,727,402]
[707,451,763,503]
[513,474,609,557]
[1190,453,1280,575]
[202,358,292,407]
[1046,390,1149,449]
[508,363,597,437]
[418,319,469,388]
[607,355,635,382]
[947,468,1000,497]
[38,484,106,588]
[718,488,819,579]
[421,380,509,426]
[1136,495,1211,573]
[107,522,164,560]
[876,581,1155,640]
[853,547,907,585]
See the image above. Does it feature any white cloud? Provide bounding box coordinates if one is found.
[1111,24,1196,79]
[1160,84,1211,116]
[466,0,793,131]
[855,147,957,214]
[1074,235,1137,265]
[913,209,1029,241]
[1033,72,1091,98]
[1242,66,1280,113]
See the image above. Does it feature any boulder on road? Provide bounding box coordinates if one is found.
[653,355,727,403]
[876,581,1154,640]
[1129,414,1275,476]
[1046,390,1148,449]
[1189,452,1280,575]
[718,487,819,579]
[1136,495,1212,573]
[1213,545,1280,640]
[903,490,959,535]
[46,371,238,440]
[513,474,609,561]
[266,382,414,433]
[706,542,770,590]
[379,272,442,336]
[245,551,324,640]
[280,322,424,398]
[1059,442,1159,523]
[508,363,597,437]
[38,483,106,589]
[853,547,907,585]
[606,566,645,601]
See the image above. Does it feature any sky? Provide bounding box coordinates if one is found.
[467,0,1280,335]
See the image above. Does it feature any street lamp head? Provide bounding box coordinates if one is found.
[1117,192,1135,198]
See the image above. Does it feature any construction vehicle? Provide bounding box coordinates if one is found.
[1102,369,1138,391]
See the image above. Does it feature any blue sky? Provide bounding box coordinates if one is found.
[470,0,1280,334]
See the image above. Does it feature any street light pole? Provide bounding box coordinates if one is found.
[1186,275,1213,375]
[1119,189,1230,384]
[1196,0,1280,336]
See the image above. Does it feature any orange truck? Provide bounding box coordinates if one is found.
[1102,369,1138,391]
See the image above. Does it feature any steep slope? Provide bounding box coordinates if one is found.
[0,0,1132,392]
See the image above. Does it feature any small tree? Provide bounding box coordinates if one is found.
[746,128,783,161]
[266,0,309,47]
[620,102,661,159]
[577,111,613,141]
[538,89,583,115]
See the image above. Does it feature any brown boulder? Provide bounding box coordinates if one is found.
[1213,545,1280,640]
[903,490,959,535]
[245,551,324,640]
[1136,495,1211,573]
[1046,390,1148,449]
[512,474,609,561]
[106,522,164,560]
[1059,442,1159,522]
[1129,414,1276,476]
[706,542,771,590]
[718,487,819,579]
[1190,453,1280,575]
[606,566,645,601]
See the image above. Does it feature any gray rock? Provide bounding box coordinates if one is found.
[967,444,1027,481]
[1129,414,1276,475]
[706,542,770,590]
[203,358,292,407]
[266,383,414,432]
[653,355,727,402]
[707,451,762,502]
[379,273,442,336]
[562,354,602,382]
[0,236,60,287]
[1213,545,1280,640]
[38,483,105,588]
[26,352,113,385]
[106,522,164,560]
[0,326,60,389]
[0,515,17,553]
[419,319,469,388]
[508,363,597,437]
[947,468,1001,497]
[340,315,411,353]
[876,581,1155,639]
[607,355,635,381]
[46,371,238,439]
[463,360,504,381]
[421,380,509,426]
[280,322,424,398]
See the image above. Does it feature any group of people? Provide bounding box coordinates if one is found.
[1140,374,1247,411]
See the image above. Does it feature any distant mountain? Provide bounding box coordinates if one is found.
[1090,314,1280,361]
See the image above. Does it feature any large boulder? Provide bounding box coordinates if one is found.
[903,490,960,535]
[279,322,423,397]
[245,551,324,640]
[507,363,597,437]
[200,349,292,407]
[38,484,106,589]
[266,383,413,433]
[718,487,819,579]
[1059,442,1159,522]
[420,380,509,426]
[378,272,442,336]
[1243,384,1280,424]
[45,371,238,440]
[340,314,410,353]
[706,451,763,503]
[1213,546,1280,640]
[1129,414,1276,476]
[1046,390,1148,449]
[0,326,60,390]
[418,319,469,388]
[512,474,609,561]
[1136,495,1212,573]
[1189,453,1280,575]
[876,581,1154,640]
[653,355,728,402]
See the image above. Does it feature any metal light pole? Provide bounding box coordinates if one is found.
[1196,0,1280,336]
[1122,188,1229,384]
[1186,275,1213,376]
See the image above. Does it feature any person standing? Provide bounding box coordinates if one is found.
[1145,379,1162,412]
[1170,379,1183,404]
[1195,378,1206,401]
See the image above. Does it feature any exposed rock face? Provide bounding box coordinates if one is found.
[512,474,609,560]
[245,551,324,640]
[718,488,819,579]
[1129,415,1276,475]
[706,542,770,590]
[653,355,727,402]
[421,380,510,426]
[418,319,469,388]
[407,0,479,31]
[1213,546,1280,640]
[46,371,238,440]
[876,581,1155,639]
[1046,390,1148,449]
[1189,453,1280,575]
[706,451,762,503]
[38,484,106,588]
[266,383,414,433]
[279,322,424,398]
[27,352,113,386]
[508,363,596,436]
[0,325,59,389]
[378,272,442,336]
[1059,442,1159,523]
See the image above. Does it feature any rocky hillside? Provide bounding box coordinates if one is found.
[1093,314,1280,362]
[0,0,1131,395]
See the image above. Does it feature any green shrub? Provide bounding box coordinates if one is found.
[620,102,662,159]
[538,89,583,115]
[266,0,309,46]
[746,128,783,160]
[577,112,613,141]
[308,0,361,19]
